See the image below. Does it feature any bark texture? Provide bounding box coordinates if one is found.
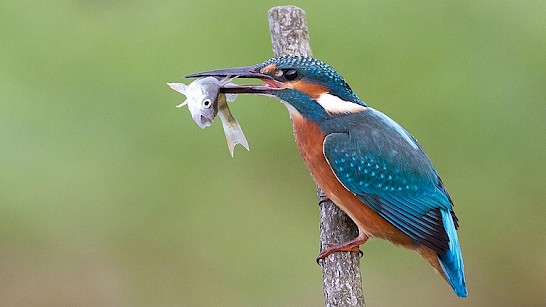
[267,6,365,307]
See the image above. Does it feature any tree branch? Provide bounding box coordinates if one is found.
[267,6,365,307]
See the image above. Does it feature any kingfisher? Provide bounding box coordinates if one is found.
[186,56,467,297]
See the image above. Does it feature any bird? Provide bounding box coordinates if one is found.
[186,56,467,297]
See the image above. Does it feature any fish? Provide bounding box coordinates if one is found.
[167,77,250,156]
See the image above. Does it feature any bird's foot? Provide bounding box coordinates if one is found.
[316,236,368,264]
[318,195,332,205]
[319,243,363,258]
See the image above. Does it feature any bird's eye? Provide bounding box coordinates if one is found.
[283,69,299,81]
[203,99,212,108]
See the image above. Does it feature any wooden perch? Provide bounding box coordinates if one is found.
[267,6,365,307]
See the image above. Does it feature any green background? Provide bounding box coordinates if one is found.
[1,1,545,306]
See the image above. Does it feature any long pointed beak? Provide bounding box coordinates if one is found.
[185,65,271,79]
[185,65,281,94]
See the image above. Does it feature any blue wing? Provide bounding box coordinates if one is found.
[321,108,457,255]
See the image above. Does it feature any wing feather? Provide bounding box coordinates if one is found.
[322,109,456,254]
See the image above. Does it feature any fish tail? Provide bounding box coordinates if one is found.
[223,120,250,157]
[438,209,467,297]
[217,98,249,156]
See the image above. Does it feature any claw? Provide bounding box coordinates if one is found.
[318,195,332,206]
[316,235,369,264]
[317,189,332,206]
[316,243,362,264]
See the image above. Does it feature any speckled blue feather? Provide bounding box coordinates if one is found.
[320,108,466,296]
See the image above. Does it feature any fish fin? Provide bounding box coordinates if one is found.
[167,82,188,95]
[176,100,188,108]
[221,77,236,84]
[225,93,238,103]
[221,80,238,102]
[225,82,239,102]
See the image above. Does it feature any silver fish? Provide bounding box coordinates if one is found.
[167,77,250,156]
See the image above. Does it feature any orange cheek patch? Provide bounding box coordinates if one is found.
[289,80,328,99]
[260,64,277,75]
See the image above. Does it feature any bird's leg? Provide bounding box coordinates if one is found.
[317,234,369,263]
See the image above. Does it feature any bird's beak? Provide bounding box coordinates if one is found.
[185,65,283,94]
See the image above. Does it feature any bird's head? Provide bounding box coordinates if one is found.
[186,56,367,122]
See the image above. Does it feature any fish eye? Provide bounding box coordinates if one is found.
[203,99,212,108]
[282,69,299,81]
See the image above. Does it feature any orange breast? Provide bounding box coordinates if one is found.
[290,113,414,246]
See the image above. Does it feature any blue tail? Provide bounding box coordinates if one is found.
[438,209,467,297]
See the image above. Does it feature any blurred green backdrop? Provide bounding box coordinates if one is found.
[1,1,545,306]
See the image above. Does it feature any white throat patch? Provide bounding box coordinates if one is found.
[316,93,367,114]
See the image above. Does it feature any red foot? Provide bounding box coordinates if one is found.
[316,235,368,264]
